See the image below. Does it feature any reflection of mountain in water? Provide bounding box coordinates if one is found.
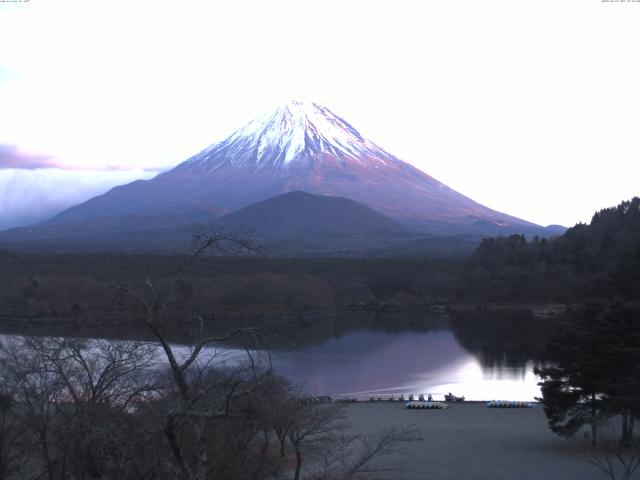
[449,310,553,371]
[0,310,449,351]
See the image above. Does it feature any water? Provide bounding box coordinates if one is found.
[208,328,543,402]
[0,318,547,402]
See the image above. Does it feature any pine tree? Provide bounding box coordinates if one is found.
[536,302,640,446]
[535,304,611,446]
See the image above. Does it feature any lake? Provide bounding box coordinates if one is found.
[0,312,549,402]
[211,327,544,402]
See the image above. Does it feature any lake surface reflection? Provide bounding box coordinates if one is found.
[0,318,546,402]
[217,329,543,401]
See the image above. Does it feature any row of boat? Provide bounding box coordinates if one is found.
[406,401,449,409]
[369,394,460,402]
[404,400,537,409]
[486,400,537,408]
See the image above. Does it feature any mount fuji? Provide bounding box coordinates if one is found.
[0,101,558,252]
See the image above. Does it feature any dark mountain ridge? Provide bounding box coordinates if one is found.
[216,191,404,237]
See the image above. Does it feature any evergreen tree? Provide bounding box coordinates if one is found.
[536,302,640,446]
[609,247,640,302]
[535,304,611,446]
[597,304,640,446]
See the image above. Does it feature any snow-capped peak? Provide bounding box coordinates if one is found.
[242,100,364,164]
[182,101,400,172]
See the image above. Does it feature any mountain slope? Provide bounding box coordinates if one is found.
[212,191,414,255]
[216,191,403,237]
[0,214,197,250]
[47,101,544,236]
[0,191,483,255]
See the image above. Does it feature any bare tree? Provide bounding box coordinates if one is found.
[309,425,422,480]
[116,225,264,480]
[24,337,157,411]
[1,338,66,480]
[287,402,346,480]
[266,379,299,459]
[0,378,23,480]
[284,398,422,480]
[585,427,640,480]
[30,337,157,479]
[0,335,159,480]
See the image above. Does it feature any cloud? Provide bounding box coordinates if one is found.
[0,168,158,230]
[0,143,59,170]
[0,144,166,173]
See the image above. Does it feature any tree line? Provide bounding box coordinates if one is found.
[465,197,640,303]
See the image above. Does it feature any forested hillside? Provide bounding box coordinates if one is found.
[459,197,640,303]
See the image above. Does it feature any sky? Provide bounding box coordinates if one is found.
[0,0,639,229]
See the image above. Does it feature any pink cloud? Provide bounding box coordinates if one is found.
[0,144,154,172]
[0,143,62,170]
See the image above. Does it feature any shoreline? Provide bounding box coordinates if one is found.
[335,398,541,404]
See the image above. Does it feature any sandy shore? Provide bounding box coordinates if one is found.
[342,402,602,480]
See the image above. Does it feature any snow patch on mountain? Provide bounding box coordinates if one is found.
[182,101,402,172]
